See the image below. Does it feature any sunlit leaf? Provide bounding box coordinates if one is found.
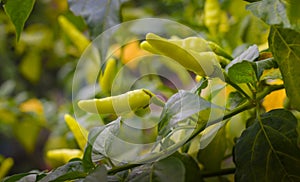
[234,109,300,181]
[225,45,259,72]
[259,68,282,81]
[228,61,257,84]
[262,89,286,112]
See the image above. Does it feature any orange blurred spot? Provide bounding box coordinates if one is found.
[262,89,286,112]
[19,98,44,115]
[113,40,149,69]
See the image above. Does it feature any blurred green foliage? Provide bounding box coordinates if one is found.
[0,0,292,180]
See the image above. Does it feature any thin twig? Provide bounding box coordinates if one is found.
[202,168,236,178]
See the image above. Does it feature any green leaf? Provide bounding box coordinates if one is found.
[225,45,259,72]
[84,165,107,182]
[197,126,227,171]
[126,156,186,182]
[158,90,213,136]
[3,0,36,41]
[228,61,257,84]
[82,143,95,172]
[2,172,38,182]
[19,51,41,83]
[234,109,300,181]
[246,0,300,32]
[227,91,246,110]
[269,26,300,111]
[286,0,300,28]
[39,161,87,182]
[191,77,208,94]
[68,0,125,38]
[174,153,203,182]
[254,58,278,79]
[259,68,282,81]
[86,125,106,160]
[13,118,41,153]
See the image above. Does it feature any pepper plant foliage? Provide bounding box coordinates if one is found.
[2,0,300,182]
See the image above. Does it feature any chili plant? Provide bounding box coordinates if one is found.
[2,0,300,182]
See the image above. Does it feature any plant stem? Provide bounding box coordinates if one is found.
[107,163,141,175]
[106,84,285,175]
[256,84,284,100]
[186,99,255,144]
[208,41,234,60]
[202,168,236,178]
[185,84,284,144]
[223,72,252,101]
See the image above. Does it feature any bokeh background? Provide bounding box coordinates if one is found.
[0,0,270,177]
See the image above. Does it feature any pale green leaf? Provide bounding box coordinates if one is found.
[68,0,125,38]
[84,165,107,182]
[158,90,213,136]
[225,45,259,72]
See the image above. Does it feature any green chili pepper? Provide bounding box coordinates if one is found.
[78,89,154,115]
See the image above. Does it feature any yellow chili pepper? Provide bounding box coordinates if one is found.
[99,58,117,95]
[64,114,88,151]
[46,149,83,164]
[0,157,13,179]
[204,0,221,35]
[141,33,221,76]
[78,89,154,115]
[58,15,90,54]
